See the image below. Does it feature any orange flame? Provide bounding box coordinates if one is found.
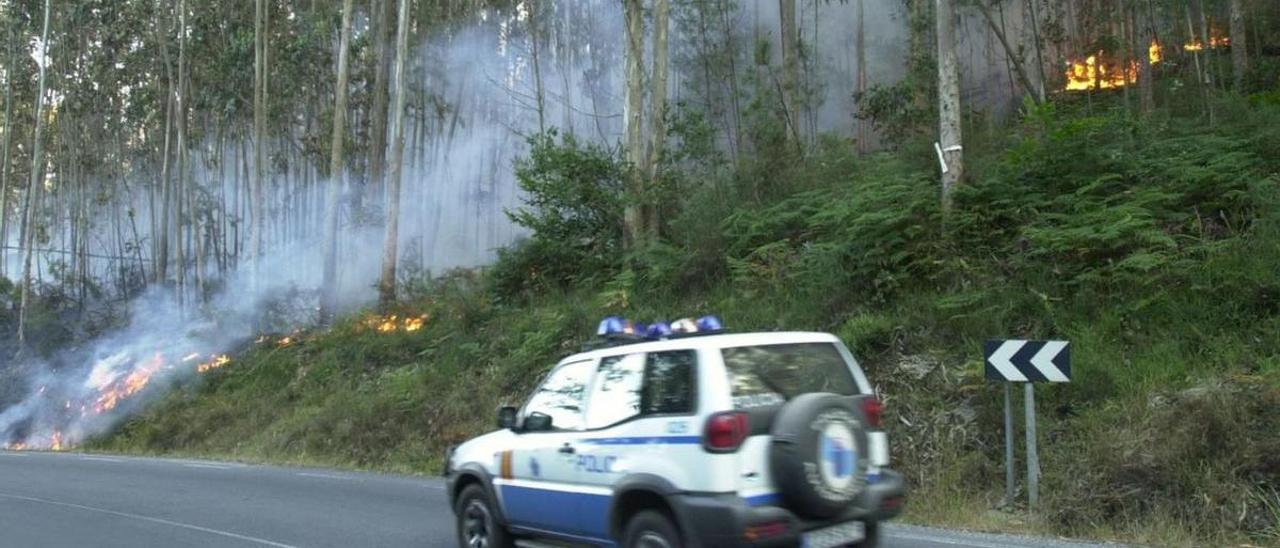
[1063,40,1164,92]
[1184,34,1229,52]
[92,353,165,415]
[196,354,231,374]
[362,313,429,333]
[49,431,64,452]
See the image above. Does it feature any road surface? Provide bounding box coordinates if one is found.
[0,450,1119,548]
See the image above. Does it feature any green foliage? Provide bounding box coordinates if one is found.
[496,131,627,298]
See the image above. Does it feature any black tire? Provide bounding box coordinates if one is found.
[850,521,880,548]
[455,484,515,548]
[769,393,871,519]
[622,510,683,548]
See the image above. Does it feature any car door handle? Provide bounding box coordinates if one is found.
[558,444,576,455]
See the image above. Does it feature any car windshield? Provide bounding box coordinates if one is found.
[721,342,858,409]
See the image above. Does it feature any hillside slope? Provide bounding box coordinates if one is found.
[93,98,1280,546]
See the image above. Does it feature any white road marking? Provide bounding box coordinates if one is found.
[0,491,298,548]
[888,531,1035,548]
[0,452,28,457]
[81,456,127,463]
[296,472,352,481]
[182,463,233,470]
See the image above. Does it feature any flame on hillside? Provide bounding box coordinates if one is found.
[361,313,429,333]
[3,349,238,452]
[1063,40,1162,92]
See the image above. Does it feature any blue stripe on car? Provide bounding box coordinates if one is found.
[580,436,702,445]
[500,484,612,540]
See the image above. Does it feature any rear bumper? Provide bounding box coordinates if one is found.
[668,469,907,547]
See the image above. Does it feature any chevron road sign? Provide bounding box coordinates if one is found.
[984,340,1071,383]
[985,338,1071,511]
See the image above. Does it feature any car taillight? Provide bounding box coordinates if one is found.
[861,397,883,429]
[703,411,749,453]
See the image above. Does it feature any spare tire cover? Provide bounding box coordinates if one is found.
[768,393,870,519]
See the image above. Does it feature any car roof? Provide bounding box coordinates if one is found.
[561,331,842,364]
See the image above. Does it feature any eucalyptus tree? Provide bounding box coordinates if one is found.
[380,0,412,306]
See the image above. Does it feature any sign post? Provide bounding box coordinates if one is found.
[984,339,1071,510]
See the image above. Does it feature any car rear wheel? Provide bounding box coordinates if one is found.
[455,484,514,548]
[622,510,682,548]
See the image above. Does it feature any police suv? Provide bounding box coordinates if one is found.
[444,316,906,547]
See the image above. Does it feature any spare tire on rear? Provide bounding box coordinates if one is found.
[768,393,870,519]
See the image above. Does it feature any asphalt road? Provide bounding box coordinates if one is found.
[0,450,1119,548]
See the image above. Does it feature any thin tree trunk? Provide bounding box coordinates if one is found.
[365,0,394,216]
[779,0,801,144]
[17,0,52,349]
[175,0,188,307]
[855,0,869,153]
[0,21,14,278]
[936,0,963,212]
[253,0,268,288]
[529,0,546,133]
[379,0,411,306]
[645,0,670,237]
[1230,0,1248,91]
[320,0,356,323]
[622,0,645,248]
[1025,0,1048,103]
[1138,3,1155,113]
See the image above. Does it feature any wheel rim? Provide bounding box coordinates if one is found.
[636,531,672,548]
[462,499,492,548]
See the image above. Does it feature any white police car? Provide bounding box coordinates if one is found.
[444,316,906,547]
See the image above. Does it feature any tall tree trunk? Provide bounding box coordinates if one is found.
[936,0,963,211]
[252,0,267,288]
[175,0,188,307]
[529,0,547,133]
[645,0,670,237]
[779,0,801,144]
[1025,0,1048,103]
[1138,3,1155,114]
[320,0,356,323]
[0,21,14,278]
[379,0,411,307]
[365,0,394,217]
[622,0,645,248]
[17,0,52,349]
[1230,0,1248,91]
[855,0,869,153]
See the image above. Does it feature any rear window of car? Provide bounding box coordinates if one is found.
[721,342,858,409]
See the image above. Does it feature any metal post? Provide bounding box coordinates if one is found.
[1003,383,1015,504]
[1024,382,1039,509]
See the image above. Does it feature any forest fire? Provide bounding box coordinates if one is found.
[1184,34,1229,51]
[1064,41,1162,92]
[197,355,231,374]
[92,353,165,415]
[362,313,429,333]
[1,349,241,452]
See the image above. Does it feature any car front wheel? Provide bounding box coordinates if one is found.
[622,510,682,548]
[455,485,514,548]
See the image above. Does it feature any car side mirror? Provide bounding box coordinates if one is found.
[523,411,553,432]
[497,406,518,430]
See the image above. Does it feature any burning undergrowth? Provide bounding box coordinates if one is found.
[0,291,260,451]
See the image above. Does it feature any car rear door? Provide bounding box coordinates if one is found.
[575,350,702,538]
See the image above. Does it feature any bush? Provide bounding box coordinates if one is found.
[499,130,626,299]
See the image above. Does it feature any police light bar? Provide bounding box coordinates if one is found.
[596,315,724,341]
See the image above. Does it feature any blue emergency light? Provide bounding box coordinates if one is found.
[596,315,723,341]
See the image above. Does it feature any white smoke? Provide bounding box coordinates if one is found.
[1,0,1045,449]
